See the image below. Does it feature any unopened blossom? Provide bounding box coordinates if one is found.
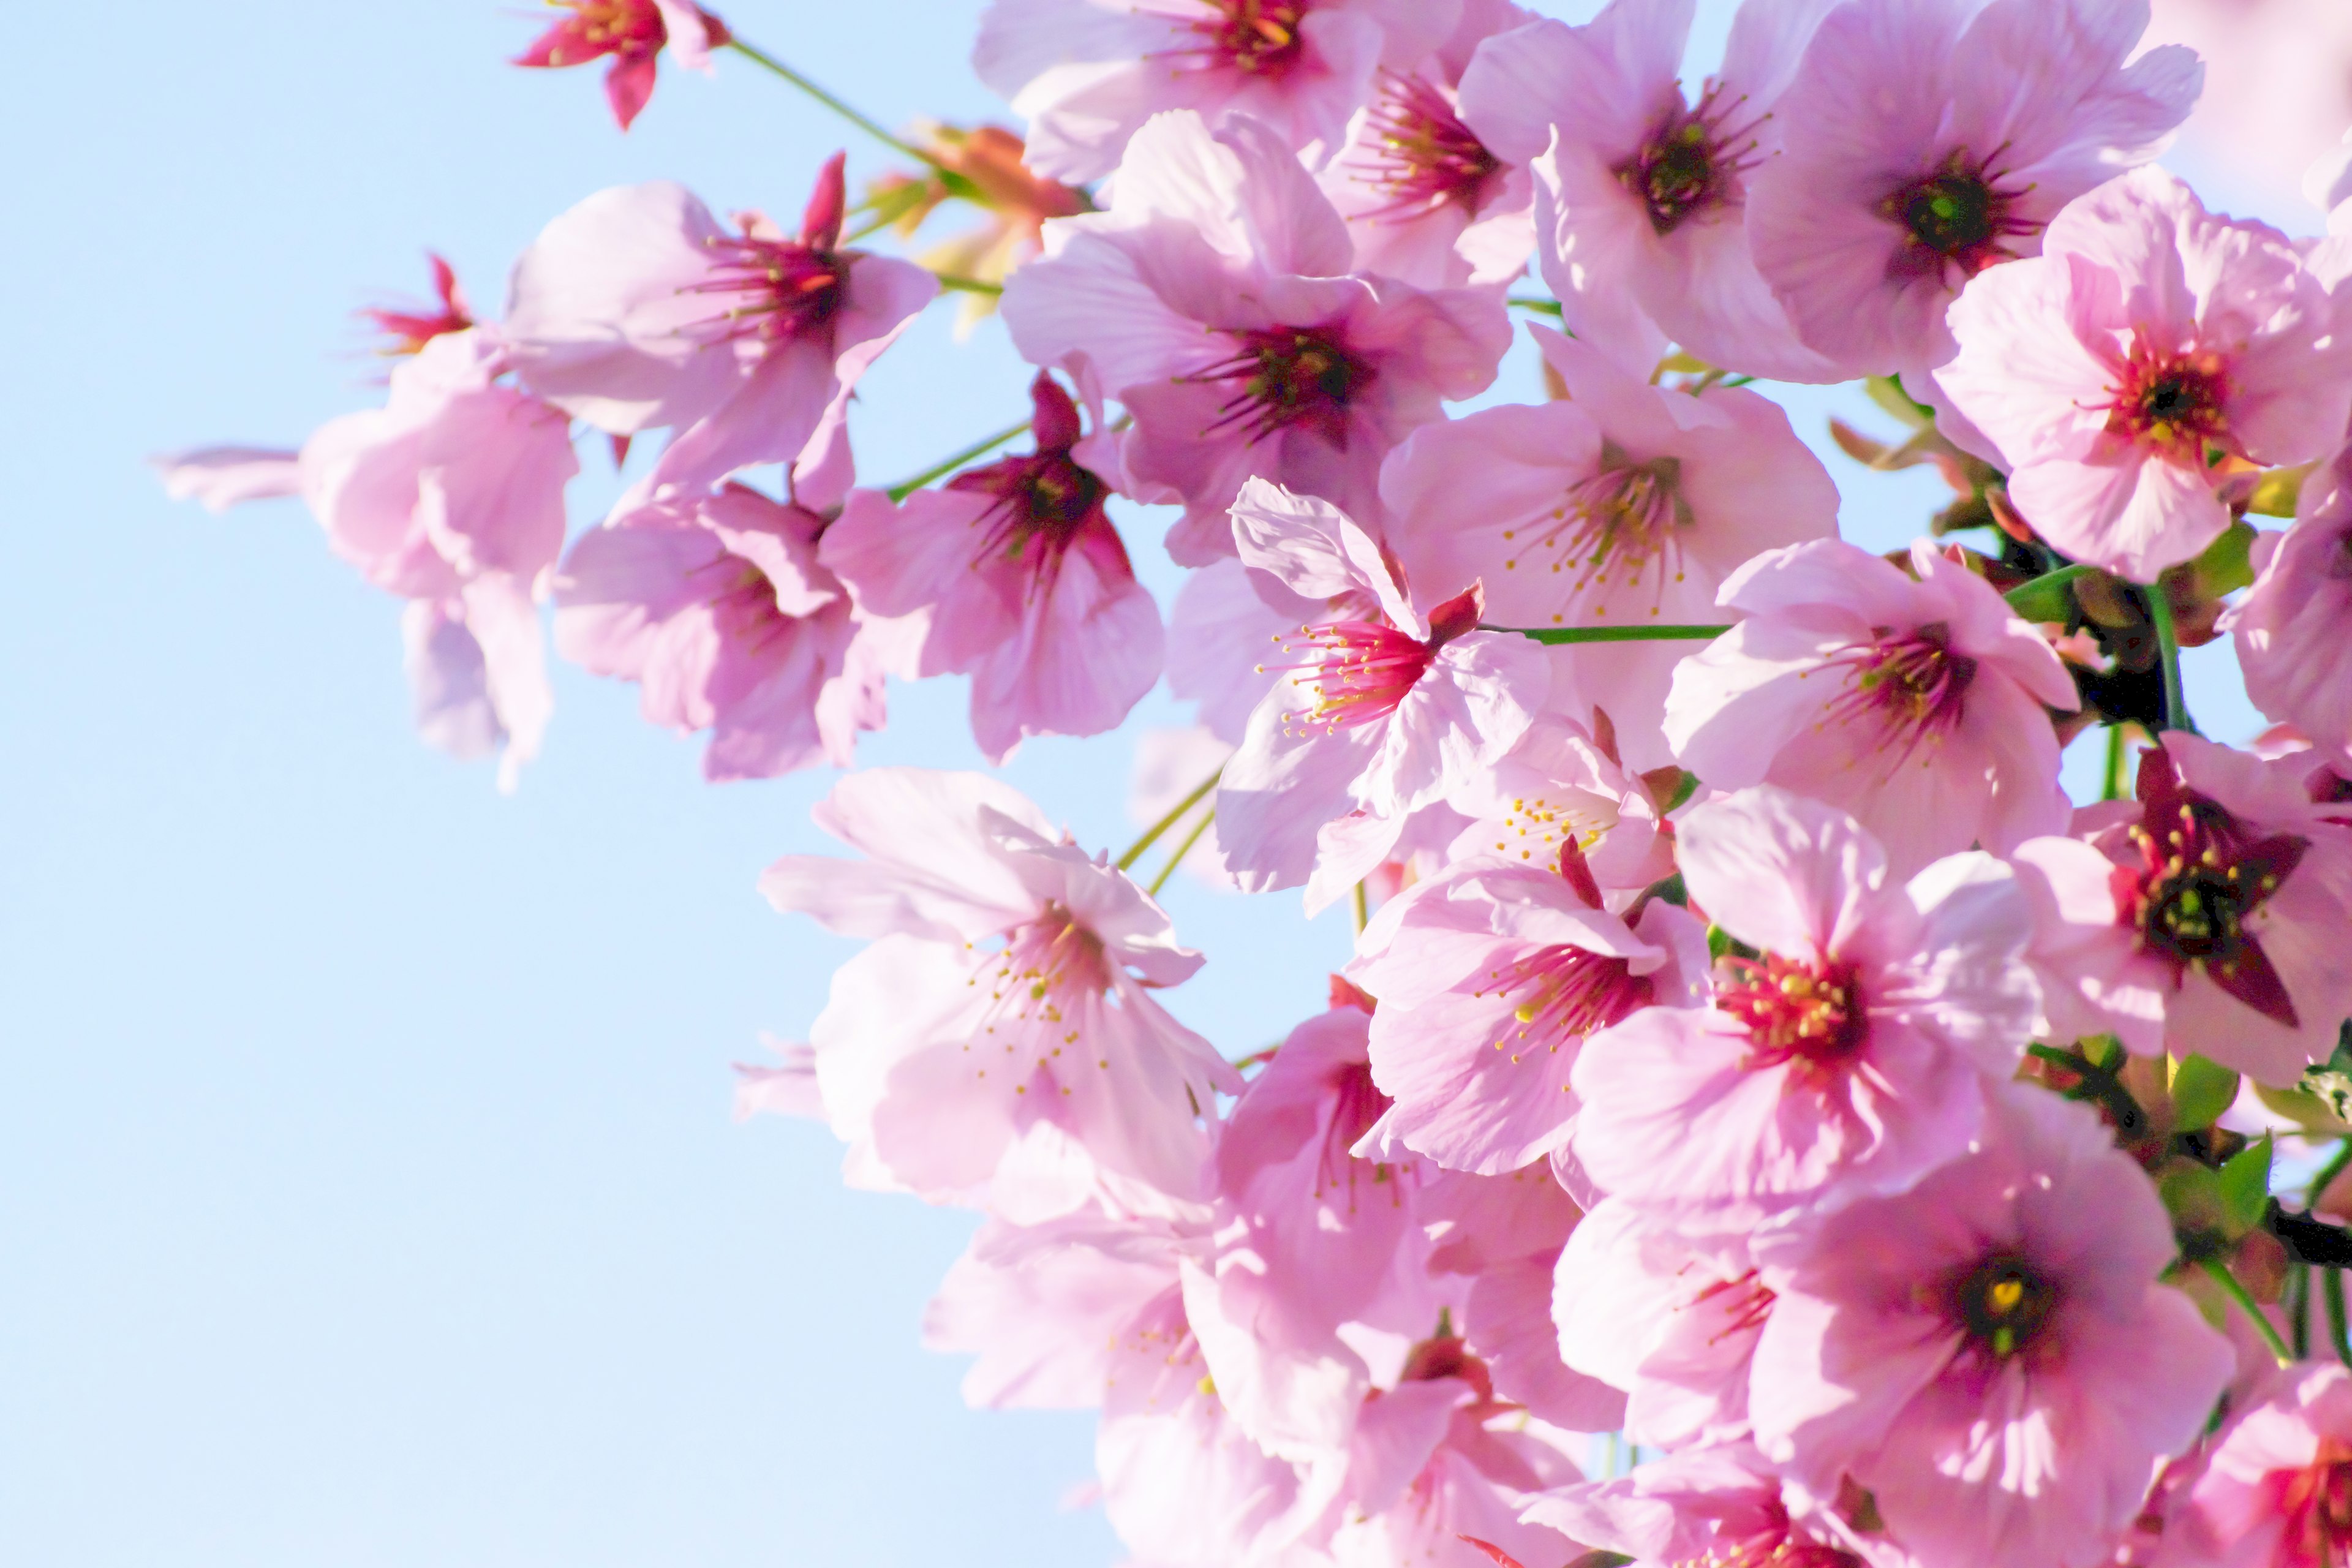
[502,157,938,496]
[1001,110,1512,564]
[514,0,728,131]
[1385,326,1839,771]
[2229,440,2352,758]
[1746,0,2202,380]
[1572,788,2041,1227]
[1664,539,2079,876]
[1526,1443,1897,1568]
[1214,479,1548,894]
[2011,734,2352,1085]
[554,477,886,780]
[866,123,1089,332]
[1348,848,1708,1175]
[973,0,1463,183]
[1940,168,2351,582]
[2169,1360,2352,1568]
[1318,0,1536,289]
[760,769,1240,1201]
[1751,1084,2234,1568]
[1458,0,1838,380]
[821,372,1161,762]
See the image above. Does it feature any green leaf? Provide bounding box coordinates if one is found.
[2171,1054,2241,1133]
[2003,563,2096,622]
[2159,1162,2228,1250]
[2245,463,2312,518]
[2218,1135,2274,1235]
[1864,374,1936,429]
[2184,521,2258,600]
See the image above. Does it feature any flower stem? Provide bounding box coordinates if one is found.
[1147,810,1216,897]
[1352,881,1370,935]
[932,272,1005,297]
[2101,723,2130,802]
[2329,1265,2352,1367]
[2002,562,2095,622]
[2144,584,2193,734]
[725,39,982,198]
[1507,296,1564,316]
[2203,1257,2293,1366]
[1117,768,1223,872]
[1486,624,1732,645]
[885,420,1031,502]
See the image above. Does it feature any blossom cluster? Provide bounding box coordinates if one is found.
[160,2,2352,1566]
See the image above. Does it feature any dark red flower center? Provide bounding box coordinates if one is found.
[1721,953,1866,1070]
[692,229,848,346]
[2106,343,2233,460]
[1877,147,2038,281]
[2274,1447,2352,1566]
[1826,622,1978,767]
[1186,326,1378,447]
[1354,70,1500,216]
[1950,1253,2058,1360]
[1192,0,1310,77]
[1615,84,1765,236]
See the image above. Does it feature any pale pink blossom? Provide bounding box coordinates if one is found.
[1385,326,1839,771]
[2010,734,2352,1085]
[1348,850,1708,1175]
[502,159,938,496]
[759,768,1240,1201]
[1525,1443,1901,1568]
[1571,788,2040,1226]
[1001,110,1512,565]
[1441,717,1672,891]
[513,0,728,132]
[2229,438,2352,756]
[1939,167,2351,582]
[1746,0,2202,380]
[1460,0,1840,380]
[973,0,1463,184]
[1749,1084,2234,1568]
[1213,479,1548,894]
[821,372,1161,762]
[1663,539,2079,876]
[2170,1360,2352,1568]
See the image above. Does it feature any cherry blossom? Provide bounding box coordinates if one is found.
[514,1,728,131]
[2169,1360,2352,1568]
[2230,437,2352,758]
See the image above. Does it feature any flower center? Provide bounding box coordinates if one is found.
[1268,620,1434,734]
[2276,1449,2352,1565]
[1877,148,2035,281]
[2121,770,2310,1027]
[1472,948,1656,1066]
[1828,622,1977,761]
[1192,0,1308,77]
[1497,446,1692,616]
[1319,1060,1400,1199]
[951,450,1110,567]
[691,228,848,347]
[1951,1254,2057,1360]
[1615,84,1764,236]
[1185,326,1377,447]
[538,0,669,62]
[1721,953,1866,1069]
[2106,344,2232,460]
[1354,71,1499,216]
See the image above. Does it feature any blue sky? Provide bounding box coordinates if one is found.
[0,2,2307,1564]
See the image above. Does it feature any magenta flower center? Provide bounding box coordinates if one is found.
[1877,147,2037,281]
[1721,953,1866,1069]
[1950,1253,2057,1360]
[1316,1060,1404,1205]
[1828,622,1977,760]
[1354,71,1500,216]
[1472,946,1656,1065]
[691,230,848,346]
[1270,620,1434,734]
[2274,1448,2352,1568]
[2106,343,2233,460]
[1189,0,1310,77]
[1186,326,1378,447]
[953,448,1112,569]
[1615,84,1765,236]
[536,0,669,64]
[2120,772,2310,1027]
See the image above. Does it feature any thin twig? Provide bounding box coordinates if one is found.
[1117,769,1223,872]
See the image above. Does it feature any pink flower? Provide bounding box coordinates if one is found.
[1663,539,2079,876]
[1213,479,1548,894]
[1749,1084,2234,1568]
[2172,1360,2352,1568]
[1319,0,1537,289]
[1571,787,2041,1227]
[357,252,475,357]
[1441,717,1673,890]
[2230,439,2352,758]
[1000,110,1512,565]
[1348,848,1709,1175]
[1746,0,2202,379]
[553,476,886,781]
[1384,326,1839,771]
[1458,0,1839,380]
[820,372,1162,762]
[513,0,728,132]
[502,159,939,496]
[759,768,1241,1201]
[2010,734,2352,1085]
[1938,168,2351,582]
[1525,1443,1899,1568]
[973,0,1463,183]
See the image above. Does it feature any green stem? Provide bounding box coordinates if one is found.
[1487,623,1732,645]
[1507,296,1564,316]
[2002,562,2095,622]
[2101,723,2130,802]
[2145,584,2193,734]
[725,39,978,195]
[2330,1266,2351,1367]
[1117,769,1223,872]
[932,272,1005,297]
[885,420,1031,502]
[2293,1261,2313,1361]
[1147,810,1216,898]
[2204,1257,2293,1366]
[1352,881,1370,935]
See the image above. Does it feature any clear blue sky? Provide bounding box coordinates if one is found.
[0,3,2297,1564]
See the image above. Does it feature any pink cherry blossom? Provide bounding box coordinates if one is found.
[1525,1443,1899,1568]
[1385,326,1839,771]
[1746,0,2203,380]
[1571,787,2040,1227]
[1663,539,2079,875]
[759,768,1240,1201]
[821,372,1161,763]
[1939,167,2351,582]
[1749,1084,2234,1568]
[502,158,938,496]
[2010,734,2352,1085]
[513,0,728,132]
[1213,480,1548,894]
[1348,849,1709,1175]
[973,0,1463,184]
[1441,716,1673,891]
[2171,1360,2352,1568]
[553,472,886,780]
[1000,110,1512,565]
[1459,0,1840,380]
[2229,437,2352,757]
